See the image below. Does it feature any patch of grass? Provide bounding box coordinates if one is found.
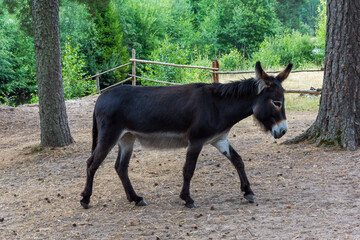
[282,71,323,90]
[285,94,320,111]
[30,145,44,154]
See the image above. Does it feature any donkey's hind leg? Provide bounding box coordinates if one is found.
[80,132,120,209]
[115,134,147,206]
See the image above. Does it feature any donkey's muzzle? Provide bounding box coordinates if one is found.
[271,120,288,139]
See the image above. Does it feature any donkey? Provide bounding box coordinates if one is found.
[80,61,293,209]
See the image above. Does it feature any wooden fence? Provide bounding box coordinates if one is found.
[80,49,323,95]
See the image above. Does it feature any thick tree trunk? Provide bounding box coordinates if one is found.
[33,0,74,147]
[287,0,360,150]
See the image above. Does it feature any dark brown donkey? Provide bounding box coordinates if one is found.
[80,62,293,209]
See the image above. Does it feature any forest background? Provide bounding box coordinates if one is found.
[0,0,326,106]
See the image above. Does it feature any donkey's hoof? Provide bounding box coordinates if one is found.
[80,200,90,209]
[244,194,255,203]
[135,199,148,207]
[185,202,198,208]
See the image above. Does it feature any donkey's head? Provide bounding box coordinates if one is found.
[252,62,293,139]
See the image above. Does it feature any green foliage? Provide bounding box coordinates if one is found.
[115,0,170,59]
[252,31,318,69]
[251,39,281,69]
[141,38,213,85]
[275,0,309,33]
[59,0,98,71]
[141,38,190,85]
[31,38,96,103]
[62,39,96,100]
[218,49,249,71]
[93,1,129,87]
[183,54,213,84]
[221,0,280,55]
[314,0,326,64]
[300,0,322,35]
[1,0,326,106]
[0,10,36,105]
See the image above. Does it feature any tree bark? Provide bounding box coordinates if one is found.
[33,0,74,147]
[286,0,360,150]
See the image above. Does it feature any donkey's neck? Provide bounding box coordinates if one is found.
[211,79,260,99]
[209,80,258,128]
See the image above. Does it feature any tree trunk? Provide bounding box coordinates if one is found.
[287,0,360,150]
[33,0,74,147]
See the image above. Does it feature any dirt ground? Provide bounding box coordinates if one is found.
[0,94,359,240]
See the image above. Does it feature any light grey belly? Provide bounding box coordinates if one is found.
[120,130,189,149]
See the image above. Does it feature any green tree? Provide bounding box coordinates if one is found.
[86,0,129,87]
[59,0,98,75]
[300,0,322,35]
[190,0,280,57]
[220,0,279,55]
[115,0,169,60]
[0,8,36,105]
[314,0,326,64]
[166,0,199,55]
[62,39,96,100]
[275,0,310,34]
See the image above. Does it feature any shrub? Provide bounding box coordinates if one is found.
[252,31,318,69]
[140,39,189,85]
[62,39,96,100]
[218,49,250,71]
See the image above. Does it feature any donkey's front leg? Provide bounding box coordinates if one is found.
[180,142,203,208]
[213,139,254,203]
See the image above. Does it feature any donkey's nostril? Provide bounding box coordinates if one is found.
[281,129,287,135]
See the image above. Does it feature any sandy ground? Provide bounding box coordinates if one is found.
[0,94,359,240]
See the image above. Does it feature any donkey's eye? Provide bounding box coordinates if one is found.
[271,100,282,109]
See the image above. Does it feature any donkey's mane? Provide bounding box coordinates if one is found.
[210,78,265,98]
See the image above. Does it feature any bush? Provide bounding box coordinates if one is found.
[183,54,213,84]
[31,39,96,103]
[0,12,36,105]
[252,31,319,69]
[218,49,249,71]
[140,39,190,85]
[62,39,96,100]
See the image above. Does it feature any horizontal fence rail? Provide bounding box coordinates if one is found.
[80,62,132,81]
[80,49,323,95]
[100,76,133,93]
[211,69,324,74]
[129,59,219,71]
[284,89,322,95]
[130,75,181,85]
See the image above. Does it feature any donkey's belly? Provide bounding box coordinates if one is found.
[121,130,189,149]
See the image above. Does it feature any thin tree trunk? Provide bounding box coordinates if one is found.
[33,0,74,147]
[286,0,360,150]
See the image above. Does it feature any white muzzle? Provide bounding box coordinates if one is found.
[271,120,288,139]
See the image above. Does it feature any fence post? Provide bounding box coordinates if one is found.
[95,72,100,94]
[212,59,219,83]
[132,49,136,86]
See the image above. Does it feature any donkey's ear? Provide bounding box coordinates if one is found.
[276,63,293,82]
[255,61,271,86]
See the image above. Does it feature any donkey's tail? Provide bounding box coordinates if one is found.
[91,110,98,153]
